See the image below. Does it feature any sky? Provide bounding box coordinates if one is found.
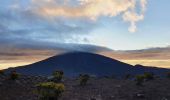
[0,0,170,69]
[0,0,170,50]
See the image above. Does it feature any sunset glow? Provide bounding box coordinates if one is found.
[0,0,170,69]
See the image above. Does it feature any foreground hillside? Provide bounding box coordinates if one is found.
[1,74,170,100]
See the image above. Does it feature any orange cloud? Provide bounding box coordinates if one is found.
[31,0,147,32]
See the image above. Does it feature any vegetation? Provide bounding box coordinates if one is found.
[2,72,170,100]
[0,70,4,75]
[135,72,154,86]
[36,82,65,100]
[111,74,116,79]
[143,72,154,81]
[124,74,132,80]
[166,72,170,78]
[52,70,64,82]
[79,74,90,86]
[9,71,19,80]
[135,75,145,86]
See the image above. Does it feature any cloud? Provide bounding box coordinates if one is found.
[0,0,148,49]
[0,6,97,45]
[123,11,144,32]
[32,0,147,32]
[0,42,112,67]
[122,0,147,32]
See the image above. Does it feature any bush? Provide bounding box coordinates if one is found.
[36,82,65,100]
[143,72,154,81]
[52,70,64,82]
[135,75,145,86]
[79,74,90,86]
[111,74,116,79]
[0,70,4,75]
[124,74,132,80]
[166,72,170,78]
[10,71,19,80]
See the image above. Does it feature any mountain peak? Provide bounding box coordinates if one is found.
[5,52,170,77]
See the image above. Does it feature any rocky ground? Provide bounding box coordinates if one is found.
[0,74,170,100]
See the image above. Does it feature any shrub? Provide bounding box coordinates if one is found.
[0,70,4,75]
[166,72,170,78]
[143,72,154,81]
[79,74,90,86]
[135,75,145,86]
[10,71,19,80]
[36,82,65,100]
[52,70,64,82]
[124,74,132,80]
[111,74,116,79]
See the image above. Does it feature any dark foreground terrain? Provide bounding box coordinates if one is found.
[0,74,170,100]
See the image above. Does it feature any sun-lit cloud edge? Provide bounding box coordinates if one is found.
[30,0,147,32]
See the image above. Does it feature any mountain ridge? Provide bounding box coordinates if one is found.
[5,52,170,77]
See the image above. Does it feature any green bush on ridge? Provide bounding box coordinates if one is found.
[79,74,90,86]
[124,74,132,80]
[52,70,64,82]
[0,70,4,75]
[143,72,154,81]
[36,82,65,100]
[9,71,19,80]
[135,72,154,86]
[135,75,145,86]
[166,72,170,78]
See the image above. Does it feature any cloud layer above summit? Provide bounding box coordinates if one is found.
[0,0,149,50]
[31,0,147,32]
[1,0,170,50]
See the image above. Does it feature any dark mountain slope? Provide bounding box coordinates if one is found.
[5,52,170,77]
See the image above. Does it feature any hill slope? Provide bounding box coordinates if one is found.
[5,52,170,77]
[1,75,170,100]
